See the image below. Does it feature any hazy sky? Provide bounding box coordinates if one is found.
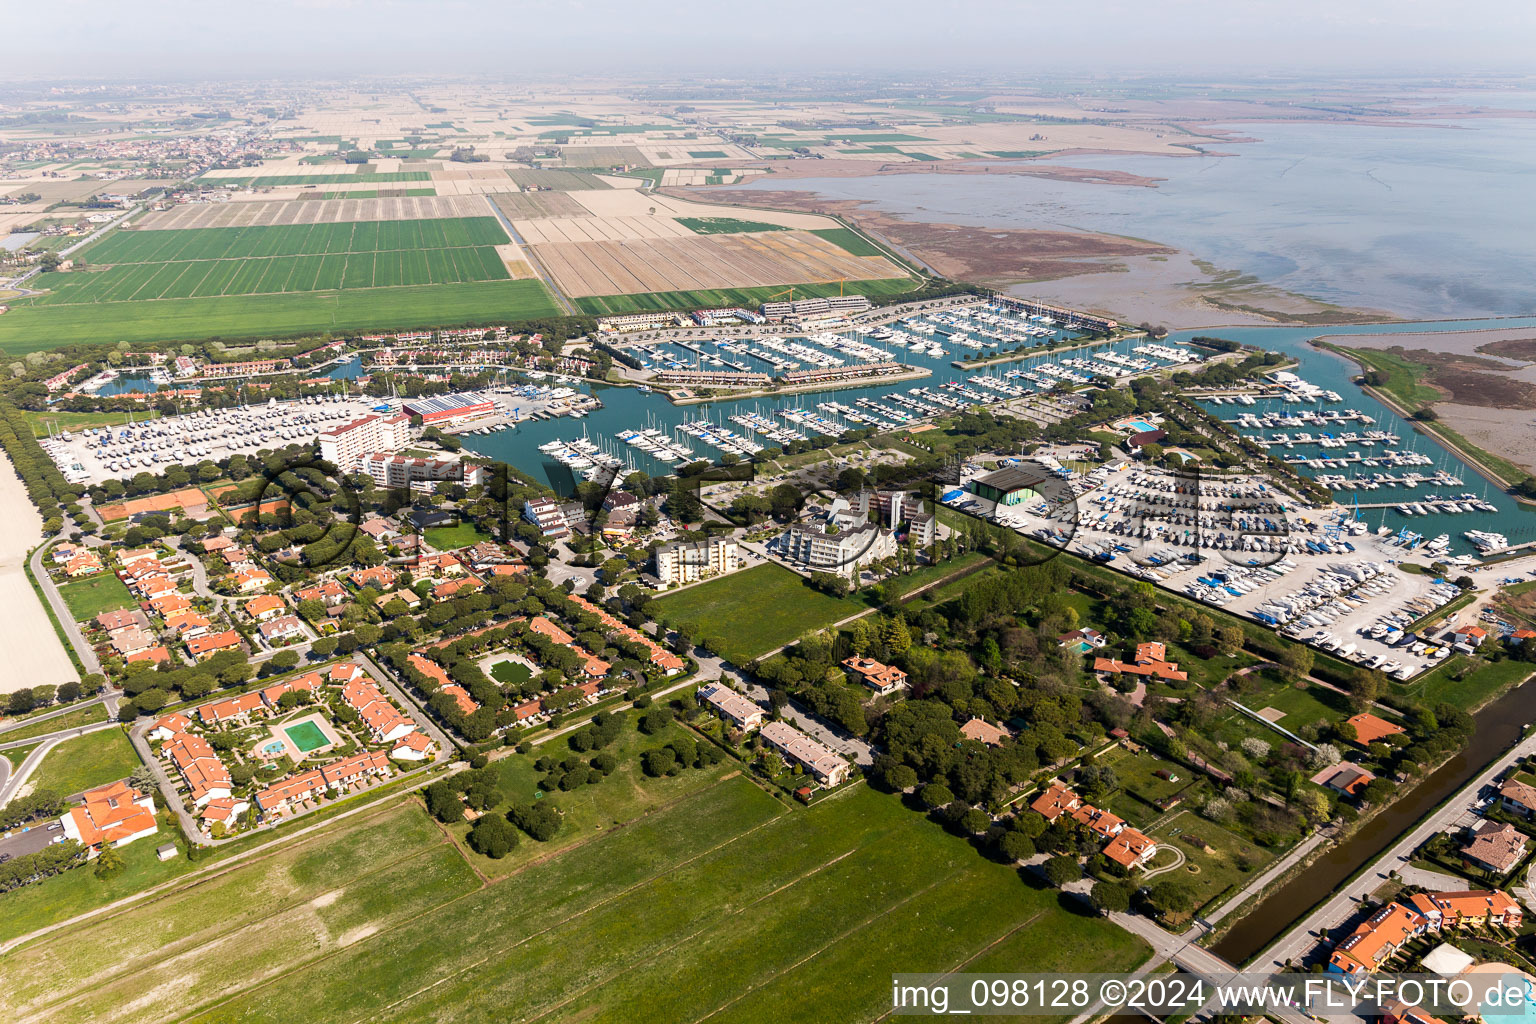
[8,0,1536,78]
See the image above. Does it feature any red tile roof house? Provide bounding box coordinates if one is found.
[127,646,172,666]
[349,565,397,590]
[1072,804,1127,840]
[1406,889,1524,929]
[163,732,232,807]
[108,625,157,658]
[841,657,908,696]
[959,718,1010,747]
[261,673,321,707]
[1453,625,1488,647]
[341,679,417,743]
[1461,821,1528,874]
[1030,782,1083,823]
[328,662,364,686]
[1344,712,1407,747]
[164,610,212,639]
[187,629,243,661]
[259,614,307,644]
[255,769,327,819]
[321,750,391,791]
[59,781,158,851]
[391,731,435,761]
[1323,765,1376,799]
[197,691,265,727]
[1328,901,1428,975]
[199,795,249,830]
[697,682,766,732]
[1102,827,1159,871]
[245,594,285,622]
[1500,778,1536,818]
[232,568,273,594]
[1092,641,1188,682]
[96,608,149,633]
[147,713,193,742]
[439,684,479,716]
[296,580,349,607]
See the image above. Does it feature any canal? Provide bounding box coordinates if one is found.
[1212,674,1536,965]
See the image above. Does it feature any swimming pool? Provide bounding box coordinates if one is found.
[1127,419,1157,432]
[283,720,330,753]
[260,739,286,756]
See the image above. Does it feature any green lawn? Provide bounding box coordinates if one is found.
[1409,656,1533,708]
[422,522,493,551]
[1148,810,1274,920]
[449,715,728,878]
[0,702,109,743]
[572,276,919,317]
[20,409,160,435]
[487,659,531,685]
[652,562,865,663]
[1243,677,1350,730]
[56,573,136,621]
[675,217,789,235]
[0,778,1148,1024]
[0,279,561,353]
[1098,746,1195,819]
[27,729,141,796]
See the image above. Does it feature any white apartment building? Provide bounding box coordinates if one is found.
[654,534,740,587]
[317,413,411,473]
[776,521,895,573]
[358,453,488,490]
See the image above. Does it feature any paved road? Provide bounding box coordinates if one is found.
[26,534,99,676]
[1259,727,1536,971]
[0,719,121,807]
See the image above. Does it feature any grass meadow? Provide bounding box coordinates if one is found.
[572,276,918,316]
[651,562,864,663]
[56,574,137,621]
[26,728,141,797]
[0,781,1148,1024]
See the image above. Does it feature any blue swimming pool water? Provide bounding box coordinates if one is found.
[1128,419,1157,432]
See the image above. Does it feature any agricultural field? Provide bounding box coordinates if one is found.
[506,168,612,190]
[26,218,513,306]
[573,276,918,316]
[56,573,137,621]
[0,278,560,353]
[531,230,906,298]
[26,729,141,797]
[0,782,1147,1024]
[488,190,588,220]
[201,171,432,187]
[676,216,789,234]
[134,194,486,230]
[812,226,891,258]
[652,562,864,663]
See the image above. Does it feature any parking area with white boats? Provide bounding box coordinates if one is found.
[950,461,1469,679]
[40,396,388,486]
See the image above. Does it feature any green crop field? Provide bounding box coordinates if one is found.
[573,276,918,317]
[56,573,137,621]
[27,729,141,797]
[811,227,889,258]
[688,150,729,158]
[652,562,864,663]
[28,218,514,306]
[0,782,1147,1024]
[0,279,560,353]
[675,216,788,235]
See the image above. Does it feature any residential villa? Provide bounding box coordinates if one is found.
[163,732,233,807]
[1499,778,1536,818]
[59,781,158,850]
[1102,827,1159,871]
[1092,641,1188,682]
[1461,820,1528,874]
[1345,712,1406,747]
[1330,889,1523,975]
[841,657,908,696]
[1030,782,1083,823]
[759,720,851,786]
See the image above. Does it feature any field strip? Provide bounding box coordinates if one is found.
[522,844,876,1024]
[864,914,1049,1024]
[15,831,465,1023]
[0,797,409,956]
[686,872,960,1024]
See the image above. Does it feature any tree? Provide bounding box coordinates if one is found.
[94,845,125,880]
[998,831,1036,862]
[642,747,677,776]
[510,802,561,841]
[424,781,463,823]
[960,808,991,834]
[269,650,300,672]
[1147,878,1196,917]
[885,764,918,791]
[1216,626,1245,657]
[1090,880,1131,915]
[881,616,912,656]
[1349,668,1386,711]
[1278,645,1314,682]
[468,815,519,859]
[1043,855,1081,887]
[919,783,954,809]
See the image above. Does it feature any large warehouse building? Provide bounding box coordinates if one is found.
[970,466,1044,507]
[402,392,496,426]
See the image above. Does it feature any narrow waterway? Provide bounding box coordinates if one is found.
[1212,675,1536,965]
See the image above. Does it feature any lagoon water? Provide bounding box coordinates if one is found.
[736,118,1536,319]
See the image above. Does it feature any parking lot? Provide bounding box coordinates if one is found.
[40,396,388,485]
[952,462,1464,679]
